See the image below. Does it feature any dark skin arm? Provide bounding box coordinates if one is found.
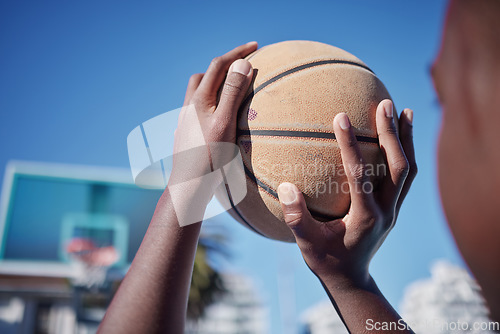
[277,100,417,333]
[98,41,257,334]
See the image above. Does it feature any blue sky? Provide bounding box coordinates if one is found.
[0,0,464,332]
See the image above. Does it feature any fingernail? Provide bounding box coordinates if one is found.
[229,59,252,76]
[404,108,413,125]
[338,113,351,130]
[384,100,393,118]
[277,183,297,205]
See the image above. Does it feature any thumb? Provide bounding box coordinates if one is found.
[216,59,253,118]
[277,182,317,243]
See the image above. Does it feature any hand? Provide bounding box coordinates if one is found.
[277,99,417,287]
[168,42,257,226]
[171,41,257,180]
[100,43,258,334]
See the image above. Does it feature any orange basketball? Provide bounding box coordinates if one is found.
[219,40,395,242]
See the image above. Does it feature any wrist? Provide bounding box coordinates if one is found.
[319,269,373,294]
[160,183,211,227]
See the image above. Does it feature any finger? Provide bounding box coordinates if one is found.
[215,59,254,122]
[396,108,417,212]
[196,41,258,104]
[333,112,375,212]
[277,182,319,244]
[376,99,410,212]
[183,73,204,106]
[178,73,204,137]
[178,74,203,131]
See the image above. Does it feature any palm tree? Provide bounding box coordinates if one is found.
[187,224,229,320]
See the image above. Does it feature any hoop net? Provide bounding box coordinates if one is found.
[66,238,120,289]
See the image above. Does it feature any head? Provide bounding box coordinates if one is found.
[433,0,500,320]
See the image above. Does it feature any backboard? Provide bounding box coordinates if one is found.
[0,161,163,279]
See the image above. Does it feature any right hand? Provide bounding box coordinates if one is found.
[277,100,417,286]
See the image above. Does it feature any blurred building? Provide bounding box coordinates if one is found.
[0,161,271,333]
[300,300,348,334]
[186,274,269,334]
[0,161,163,333]
[400,260,498,334]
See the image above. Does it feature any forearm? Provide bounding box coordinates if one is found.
[320,274,414,334]
[98,42,256,334]
[99,188,202,334]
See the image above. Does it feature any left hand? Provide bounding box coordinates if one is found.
[167,42,257,226]
[171,42,257,181]
[277,99,417,286]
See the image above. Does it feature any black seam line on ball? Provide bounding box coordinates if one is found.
[238,129,379,144]
[239,59,375,114]
[220,167,266,238]
[223,182,266,238]
[244,164,279,198]
[243,164,341,222]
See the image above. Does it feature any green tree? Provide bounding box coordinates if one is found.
[187,227,228,320]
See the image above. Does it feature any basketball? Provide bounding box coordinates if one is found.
[220,40,395,242]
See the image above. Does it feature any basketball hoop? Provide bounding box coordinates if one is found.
[66,238,120,289]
